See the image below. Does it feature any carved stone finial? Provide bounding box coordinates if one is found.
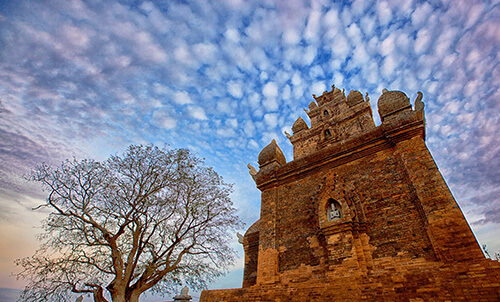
[414,91,424,111]
[332,84,336,90]
[284,131,292,139]
[365,92,370,103]
[247,163,258,180]
[237,232,244,244]
[292,117,309,134]
[312,94,317,98]
[377,90,412,121]
[346,90,363,107]
[308,101,318,111]
[257,140,286,168]
[303,108,310,114]
[382,88,388,93]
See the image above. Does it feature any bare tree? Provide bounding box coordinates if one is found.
[16,145,243,302]
[482,244,500,262]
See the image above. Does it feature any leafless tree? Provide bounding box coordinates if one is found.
[482,244,500,262]
[16,145,243,302]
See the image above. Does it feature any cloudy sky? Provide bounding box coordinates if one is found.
[1,0,499,298]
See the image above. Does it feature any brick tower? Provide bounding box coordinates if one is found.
[201,86,500,301]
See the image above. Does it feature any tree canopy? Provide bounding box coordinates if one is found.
[16,145,243,302]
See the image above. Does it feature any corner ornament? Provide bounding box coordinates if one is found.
[247,163,258,180]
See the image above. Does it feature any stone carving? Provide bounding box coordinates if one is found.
[247,163,258,180]
[327,202,341,221]
[292,117,309,134]
[257,139,286,168]
[308,101,318,111]
[347,90,364,107]
[414,91,424,111]
[284,131,292,139]
[237,232,244,244]
[377,89,412,121]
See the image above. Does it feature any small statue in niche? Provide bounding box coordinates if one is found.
[327,200,342,221]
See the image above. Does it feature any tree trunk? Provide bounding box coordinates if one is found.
[128,293,141,302]
[109,287,127,302]
[127,288,142,302]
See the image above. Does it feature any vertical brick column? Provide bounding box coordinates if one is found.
[242,229,259,287]
[394,136,483,262]
[256,188,279,284]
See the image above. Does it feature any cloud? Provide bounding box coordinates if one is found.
[291,72,302,86]
[411,2,432,27]
[216,100,234,115]
[228,81,243,98]
[173,91,192,105]
[380,33,396,56]
[311,81,326,95]
[224,28,241,44]
[61,24,91,51]
[465,4,484,29]
[302,46,317,65]
[360,15,376,36]
[282,28,301,45]
[193,42,217,63]
[468,189,500,225]
[243,120,256,137]
[188,106,208,120]
[216,127,237,138]
[352,44,370,66]
[324,8,340,39]
[263,113,278,128]
[227,118,238,128]
[381,55,397,77]
[134,31,168,63]
[331,33,350,58]
[377,1,392,26]
[262,82,278,98]
[152,110,177,129]
[262,97,279,111]
[304,8,322,43]
[174,44,192,65]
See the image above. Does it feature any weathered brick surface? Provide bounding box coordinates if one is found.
[201,88,500,302]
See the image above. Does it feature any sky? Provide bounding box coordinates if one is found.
[0,0,499,300]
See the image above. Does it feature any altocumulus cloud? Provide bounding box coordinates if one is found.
[1,0,500,291]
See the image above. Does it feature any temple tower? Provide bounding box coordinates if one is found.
[201,86,500,302]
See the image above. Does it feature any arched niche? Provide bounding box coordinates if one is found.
[318,195,353,231]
